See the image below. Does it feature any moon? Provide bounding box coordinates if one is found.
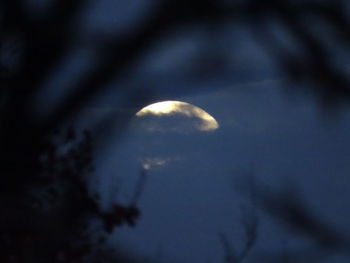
[135,101,219,132]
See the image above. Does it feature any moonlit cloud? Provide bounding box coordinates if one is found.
[141,157,172,170]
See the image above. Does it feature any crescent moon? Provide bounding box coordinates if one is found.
[135,101,219,132]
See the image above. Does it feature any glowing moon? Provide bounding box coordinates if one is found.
[136,101,219,132]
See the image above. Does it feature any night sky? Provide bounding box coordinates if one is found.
[21,0,350,262]
[87,79,350,263]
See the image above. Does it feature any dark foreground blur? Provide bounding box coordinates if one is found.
[2,0,350,262]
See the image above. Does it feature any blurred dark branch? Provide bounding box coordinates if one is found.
[261,188,346,248]
[3,0,86,102]
[236,169,350,262]
[258,185,350,262]
[130,166,148,206]
[247,0,350,108]
[220,202,258,263]
[45,0,239,131]
[280,239,290,263]
[221,166,259,263]
[220,233,239,263]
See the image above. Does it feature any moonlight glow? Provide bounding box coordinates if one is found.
[136,101,219,131]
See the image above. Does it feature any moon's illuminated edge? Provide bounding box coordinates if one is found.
[135,101,219,131]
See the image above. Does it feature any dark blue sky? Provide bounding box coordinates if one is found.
[27,0,350,262]
[86,78,350,263]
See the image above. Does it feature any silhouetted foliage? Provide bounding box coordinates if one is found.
[0,127,142,262]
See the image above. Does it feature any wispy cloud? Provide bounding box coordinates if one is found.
[141,156,181,170]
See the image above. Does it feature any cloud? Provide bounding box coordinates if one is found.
[141,156,174,170]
